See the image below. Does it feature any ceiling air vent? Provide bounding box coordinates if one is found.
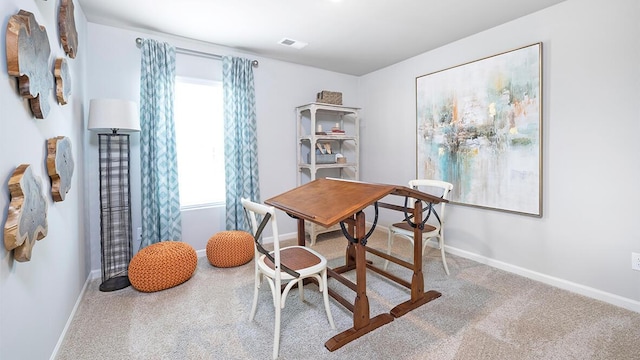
[278,38,308,49]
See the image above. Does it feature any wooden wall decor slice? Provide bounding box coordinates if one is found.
[4,164,49,262]
[6,10,53,119]
[47,136,74,201]
[58,0,78,58]
[54,58,71,105]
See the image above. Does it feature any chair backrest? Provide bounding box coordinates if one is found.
[408,179,453,225]
[241,198,283,276]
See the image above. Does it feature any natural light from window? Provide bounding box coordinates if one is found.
[174,77,225,208]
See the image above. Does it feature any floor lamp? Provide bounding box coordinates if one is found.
[88,99,140,292]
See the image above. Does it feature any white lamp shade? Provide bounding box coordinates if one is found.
[88,99,140,132]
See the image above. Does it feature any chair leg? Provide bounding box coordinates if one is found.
[273,296,281,360]
[321,269,335,329]
[440,236,450,275]
[423,235,450,275]
[384,229,394,271]
[298,279,304,302]
[250,271,261,321]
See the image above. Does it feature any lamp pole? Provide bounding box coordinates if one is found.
[88,99,139,292]
[97,131,133,291]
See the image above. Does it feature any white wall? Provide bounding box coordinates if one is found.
[85,23,360,266]
[0,1,88,359]
[358,0,640,310]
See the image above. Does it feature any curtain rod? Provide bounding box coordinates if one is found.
[135,37,258,68]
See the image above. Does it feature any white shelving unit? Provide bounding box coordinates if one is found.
[296,102,360,245]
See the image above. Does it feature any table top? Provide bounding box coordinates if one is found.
[264,178,445,228]
[265,178,394,227]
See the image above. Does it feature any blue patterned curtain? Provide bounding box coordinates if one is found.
[139,39,182,247]
[223,56,260,231]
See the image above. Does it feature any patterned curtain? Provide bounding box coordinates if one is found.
[139,39,182,247]
[222,56,260,231]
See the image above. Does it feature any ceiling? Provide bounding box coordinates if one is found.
[77,0,565,76]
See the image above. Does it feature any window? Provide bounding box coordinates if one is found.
[174,77,225,208]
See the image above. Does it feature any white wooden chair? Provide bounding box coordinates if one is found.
[384,180,453,275]
[241,198,335,359]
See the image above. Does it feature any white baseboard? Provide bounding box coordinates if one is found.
[444,245,640,313]
[361,222,640,313]
[49,272,95,360]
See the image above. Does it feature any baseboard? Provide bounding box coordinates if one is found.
[369,222,639,313]
[444,245,640,313]
[49,271,95,360]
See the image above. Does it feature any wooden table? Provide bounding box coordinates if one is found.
[264,178,446,351]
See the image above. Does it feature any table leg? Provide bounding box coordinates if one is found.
[390,198,441,317]
[297,218,305,246]
[411,214,425,299]
[346,240,356,268]
[332,216,356,273]
[325,211,394,351]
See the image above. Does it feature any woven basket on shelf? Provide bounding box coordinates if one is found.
[316,90,342,105]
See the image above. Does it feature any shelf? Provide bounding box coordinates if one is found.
[298,163,357,170]
[297,102,360,115]
[296,102,360,245]
[299,135,357,142]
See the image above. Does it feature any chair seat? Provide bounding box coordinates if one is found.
[260,246,326,280]
[391,222,437,234]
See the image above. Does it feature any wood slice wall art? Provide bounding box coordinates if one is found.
[54,58,71,105]
[47,136,74,201]
[4,164,49,262]
[6,10,53,119]
[58,0,78,58]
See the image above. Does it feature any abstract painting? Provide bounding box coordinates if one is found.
[416,43,542,216]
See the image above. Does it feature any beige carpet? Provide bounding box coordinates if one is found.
[56,230,640,359]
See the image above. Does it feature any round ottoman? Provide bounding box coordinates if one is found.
[128,241,198,292]
[207,231,254,267]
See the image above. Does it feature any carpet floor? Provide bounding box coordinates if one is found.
[56,230,640,359]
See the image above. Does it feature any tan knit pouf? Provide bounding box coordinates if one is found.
[206,231,254,268]
[128,241,198,292]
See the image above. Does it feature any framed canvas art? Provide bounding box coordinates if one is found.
[416,43,542,216]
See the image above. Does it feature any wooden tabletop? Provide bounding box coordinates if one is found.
[265,178,447,228]
[264,178,396,227]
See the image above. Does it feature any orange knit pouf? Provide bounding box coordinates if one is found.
[206,231,254,268]
[128,241,198,292]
